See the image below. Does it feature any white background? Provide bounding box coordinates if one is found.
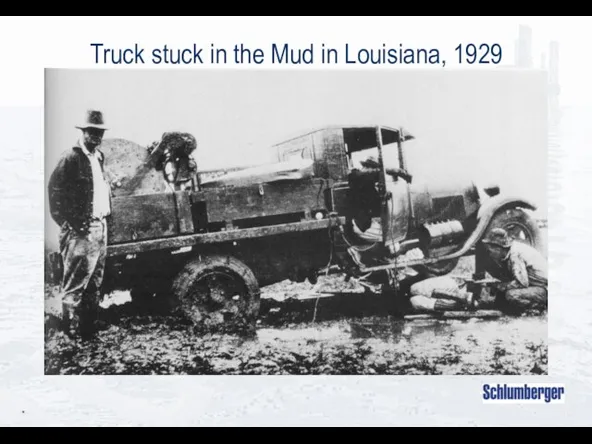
[1,16,590,426]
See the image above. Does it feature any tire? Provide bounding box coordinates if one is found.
[475,207,543,279]
[484,207,543,251]
[171,254,261,332]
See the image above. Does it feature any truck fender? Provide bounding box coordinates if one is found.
[476,194,537,222]
[357,195,539,270]
[463,195,538,251]
[425,195,538,263]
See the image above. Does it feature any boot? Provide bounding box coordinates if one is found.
[87,291,108,331]
[433,299,460,311]
[456,291,479,310]
[79,300,99,340]
[61,303,82,339]
[62,302,98,340]
[432,290,477,311]
[79,320,97,341]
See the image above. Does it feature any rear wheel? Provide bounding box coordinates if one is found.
[171,255,261,332]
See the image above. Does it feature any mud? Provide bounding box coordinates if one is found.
[44,258,548,376]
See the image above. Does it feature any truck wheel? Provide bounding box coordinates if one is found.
[484,207,543,251]
[475,207,543,279]
[171,255,261,332]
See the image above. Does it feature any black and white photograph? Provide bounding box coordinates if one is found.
[44,65,549,375]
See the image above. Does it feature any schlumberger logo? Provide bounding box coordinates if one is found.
[483,383,565,404]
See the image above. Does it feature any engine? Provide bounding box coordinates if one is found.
[418,219,465,249]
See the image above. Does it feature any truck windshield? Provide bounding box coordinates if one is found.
[344,126,404,172]
[381,142,401,170]
[348,142,401,171]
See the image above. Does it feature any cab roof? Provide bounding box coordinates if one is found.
[272,125,415,153]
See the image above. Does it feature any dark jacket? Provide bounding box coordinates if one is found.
[48,145,110,233]
[347,168,382,232]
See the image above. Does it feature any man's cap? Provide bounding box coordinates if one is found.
[76,110,108,131]
[482,227,512,248]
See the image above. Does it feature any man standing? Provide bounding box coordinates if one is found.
[48,110,111,339]
[481,228,548,314]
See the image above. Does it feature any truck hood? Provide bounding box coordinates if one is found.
[408,179,485,224]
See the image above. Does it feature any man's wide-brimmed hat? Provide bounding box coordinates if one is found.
[482,227,512,248]
[360,155,380,169]
[75,109,108,131]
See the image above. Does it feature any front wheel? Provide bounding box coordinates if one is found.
[485,207,543,250]
[475,207,543,279]
[171,255,261,333]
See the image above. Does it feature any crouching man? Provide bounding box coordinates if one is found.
[481,228,548,315]
[408,276,476,313]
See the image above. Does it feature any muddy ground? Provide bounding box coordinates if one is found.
[44,255,548,376]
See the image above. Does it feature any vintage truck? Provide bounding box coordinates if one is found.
[48,125,544,329]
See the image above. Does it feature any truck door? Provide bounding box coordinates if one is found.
[376,127,411,250]
[381,175,411,247]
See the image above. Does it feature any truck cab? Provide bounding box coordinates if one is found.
[272,125,415,253]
